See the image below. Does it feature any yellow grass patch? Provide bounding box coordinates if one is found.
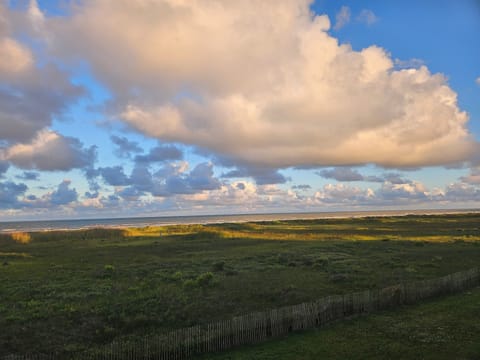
[0,251,31,258]
[11,232,32,244]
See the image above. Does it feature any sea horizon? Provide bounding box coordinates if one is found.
[1,208,479,233]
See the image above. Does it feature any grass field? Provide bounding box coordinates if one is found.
[201,285,480,360]
[1,213,479,356]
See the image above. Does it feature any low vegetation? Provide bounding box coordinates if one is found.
[0,213,479,356]
[202,286,480,359]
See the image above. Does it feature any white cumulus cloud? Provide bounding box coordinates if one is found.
[44,0,476,169]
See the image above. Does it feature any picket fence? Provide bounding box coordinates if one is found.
[3,267,479,360]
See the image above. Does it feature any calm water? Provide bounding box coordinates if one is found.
[0,209,478,233]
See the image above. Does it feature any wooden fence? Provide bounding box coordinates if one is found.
[3,267,479,360]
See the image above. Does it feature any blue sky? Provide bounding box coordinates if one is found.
[1,0,479,220]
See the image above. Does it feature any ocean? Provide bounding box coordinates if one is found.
[0,209,478,233]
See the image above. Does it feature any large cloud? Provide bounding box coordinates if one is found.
[47,0,477,169]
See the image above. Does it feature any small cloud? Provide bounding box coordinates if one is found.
[0,181,28,209]
[84,191,99,199]
[222,166,289,185]
[317,168,411,184]
[317,167,364,182]
[357,9,378,26]
[1,131,96,171]
[377,181,428,201]
[16,171,40,181]
[236,182,246,190]
[476,77,480,86]
[135,144,183,163]
[382,172,410,185]
[111,135,142,158]
[161,162,222,196]
[460,168,480,185]
[334,6,351,30]
[292,184,311,191]
[445,182,480,202]
[98,166,131,186]
[316,183,373,204]
[186,162,221,191]
[50,180,78,205]
[394,58,425,70]
[117,185,143,201]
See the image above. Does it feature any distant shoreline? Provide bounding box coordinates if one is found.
[1,208,479,233]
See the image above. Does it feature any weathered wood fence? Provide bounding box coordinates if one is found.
[4,267,479,360]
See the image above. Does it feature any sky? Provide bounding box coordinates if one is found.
[0,0,479,220]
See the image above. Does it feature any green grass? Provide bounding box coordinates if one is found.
[201,286,480,360]
[0,213,479,356]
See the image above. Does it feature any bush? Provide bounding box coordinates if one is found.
[182,279,197,289]
[104,264,115,272]
[172,271,183,281]
[182,272,216,288]
[196,272,215,287]
[95,264,115,279]
[212,261,225,272]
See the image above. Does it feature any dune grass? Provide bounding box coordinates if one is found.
[0,213,479,355]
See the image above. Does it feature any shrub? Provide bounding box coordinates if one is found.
[196,272,215,287]
[182,279,197,289]
[104,264,115,272]
[182,272,216,288]
[212,261,225,272]
[172,271,183,281]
